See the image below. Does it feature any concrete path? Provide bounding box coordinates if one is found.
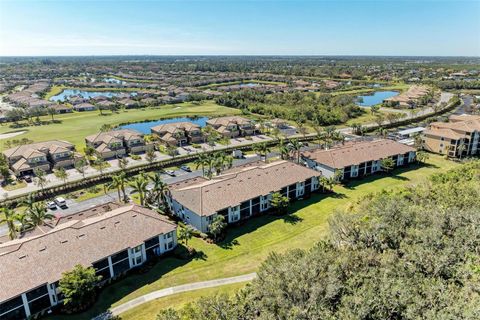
[108,273,257,316]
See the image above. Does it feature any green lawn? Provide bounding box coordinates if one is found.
[120,282,247,320]
[47,155,458,320]
[0,101,240,152]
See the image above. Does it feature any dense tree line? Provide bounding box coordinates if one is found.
[157,161,480,320]
[215,90,363,126]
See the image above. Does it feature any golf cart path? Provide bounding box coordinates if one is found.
[108,273,257,316]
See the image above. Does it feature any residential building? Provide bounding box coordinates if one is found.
[85,129,153,159]
[301,139,416,180]
[3,140,82,176]
[151,122,203,146]
[423,114,480,158]
[73,103,96,112]
[168,160,321,233]
[206,116,256,138]
[51,104,73,114]
[0,204,177,320]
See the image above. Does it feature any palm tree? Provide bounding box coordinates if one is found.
[22,193,36,212]
[54,167,68,184]
[148,172,170,210]
[1,207,18,240]
[118,157,129,170]
[27,203,54,227]
[74,159,87,179]
[47,107,56,122]
[178,227,194,247]
[146,149,156,164]
[84,146,96,164]
[288,139,304,164]
[253,142,271,162]
[278,139,290,160]
[14,212,31,233]
[129,175,148,206]
[33,168,48,193]
[108,173,124,202]
[194,153,209,177]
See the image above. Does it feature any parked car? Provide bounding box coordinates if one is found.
[180,165,191,172]
[54,197,67,208]
[232,149,244,159]
[164,170,176,177]
[23,175,32,183]
[46,201,57,210]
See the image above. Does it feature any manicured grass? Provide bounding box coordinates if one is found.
[120,282,246,320]
[3,180,27,191]
[0,101,240,152]
[47,155,458,320]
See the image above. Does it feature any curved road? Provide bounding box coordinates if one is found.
[108,273,257,316]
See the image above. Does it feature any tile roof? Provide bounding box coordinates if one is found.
[426,115,480,139]
[0,204,176,302]
[170,160,320,216]
[301,139,415,169]
[206,116,251,127]
[3,140,74,159]
[151,121,200,134]
[85,129,143,144]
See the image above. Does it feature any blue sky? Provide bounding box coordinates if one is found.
[0,0,479,56]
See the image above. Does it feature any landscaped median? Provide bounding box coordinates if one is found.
[44,155,459,320]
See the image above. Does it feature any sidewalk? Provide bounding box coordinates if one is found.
[108,273,257,317]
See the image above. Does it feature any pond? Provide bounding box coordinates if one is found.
[103,78,126,84]
[356,90,399,107]
[49,89,137,102]
[119,117,209,134]
[239,82,260,88]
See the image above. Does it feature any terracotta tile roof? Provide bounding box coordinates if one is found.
[3,140,74,159]
[170,160,320,216]
[426,115,480,139]
[206,116,251,127]
[0,204,176,302]
[424,128,463,140]
[301,139,415,169]
[86,129,142,144]
[151,122,200,134]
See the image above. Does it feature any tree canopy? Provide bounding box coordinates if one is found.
[157,161,480,320]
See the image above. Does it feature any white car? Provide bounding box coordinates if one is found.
[46,201,57,210]
[54,197,67,208]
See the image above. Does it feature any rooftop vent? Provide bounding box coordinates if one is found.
[78,234,85,238]
[18,255,27,259]
[60,240,68,244]
[39,247,46,252]
[100,226,106,230]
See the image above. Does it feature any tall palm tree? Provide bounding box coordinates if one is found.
[27,203,54,227]
[33,168,48,193]
[108,173,124,202]
[278,139,290,160]
[194,153,208,177]
[148,172,170,209]
[129,175,148,206]
[1,207,18,240]
[288,139,304,164]
[15,212,31,233]
[253,142,271,162]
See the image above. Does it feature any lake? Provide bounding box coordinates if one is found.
[356,91,399,107]
[119,117,209,134]
[49,89,137,102]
